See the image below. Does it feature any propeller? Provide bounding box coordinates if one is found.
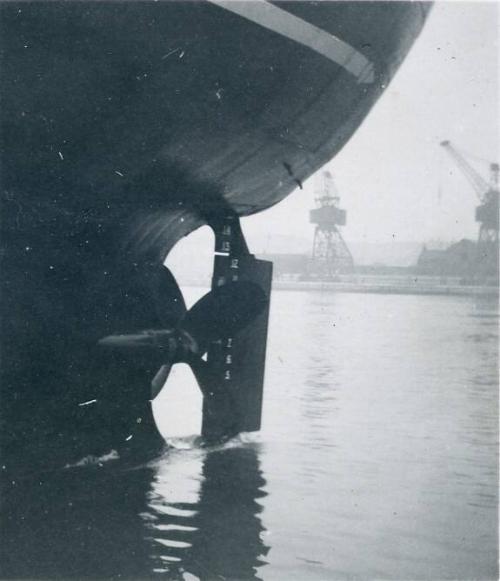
[98,265,267,400]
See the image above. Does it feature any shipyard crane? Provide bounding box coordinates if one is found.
[308,170,354,279]
[440,140,499,280]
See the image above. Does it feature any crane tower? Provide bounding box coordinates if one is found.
[308,171,354,279]
[440,141,499,281]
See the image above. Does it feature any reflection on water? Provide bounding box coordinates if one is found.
[0,459,153,578]
[145,442,268,579]
[1,291,498,580]
[0,439,268,580]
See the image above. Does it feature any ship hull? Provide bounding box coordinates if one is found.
[0,1,430,468]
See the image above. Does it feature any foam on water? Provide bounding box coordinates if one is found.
[64,449,120,469]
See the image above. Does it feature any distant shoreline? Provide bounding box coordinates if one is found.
[271,280,499,297]
[181,278,498,297]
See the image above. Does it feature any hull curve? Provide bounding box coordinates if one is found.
[0,1,431,468]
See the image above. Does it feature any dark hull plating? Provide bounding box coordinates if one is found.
[0,1,430,468]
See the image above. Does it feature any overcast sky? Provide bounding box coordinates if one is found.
[242,1,499,249]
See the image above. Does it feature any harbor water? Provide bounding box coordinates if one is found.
[1,290,498,580]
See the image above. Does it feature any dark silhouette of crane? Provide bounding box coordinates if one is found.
[440,140,499,282]
[308,170,354,279]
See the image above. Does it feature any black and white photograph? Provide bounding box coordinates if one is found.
[0,1,498,579]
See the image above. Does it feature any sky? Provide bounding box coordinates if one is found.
[242,1,499,250]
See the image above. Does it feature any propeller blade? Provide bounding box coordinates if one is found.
[182,281,267,354]
[98,329,177,351]
[188,357,214,398]
[151,265,187,328]
[151,363,173,400]
[98,332,155,349]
